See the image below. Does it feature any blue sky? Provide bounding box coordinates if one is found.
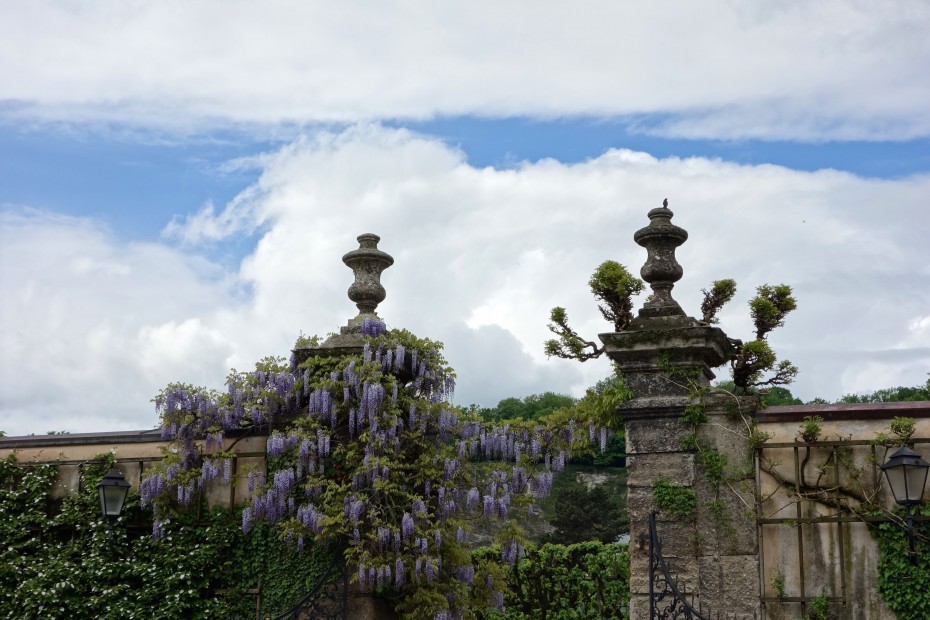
[2,1,929,435]
[5,118,929,247]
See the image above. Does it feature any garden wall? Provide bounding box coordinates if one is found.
[755,401,930,619]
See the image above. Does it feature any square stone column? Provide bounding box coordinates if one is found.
[599,204,761,618]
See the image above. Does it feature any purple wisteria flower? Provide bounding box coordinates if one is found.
[402,512,415,541]
[242,507,253,534]
[501,539,520,565]
[361,316,387,337]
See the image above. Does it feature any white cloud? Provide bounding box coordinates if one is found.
[2,126,929,435]
[1,1,929,140]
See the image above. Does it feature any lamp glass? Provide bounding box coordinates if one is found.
[97,469,130,518]
[882,447,930,506]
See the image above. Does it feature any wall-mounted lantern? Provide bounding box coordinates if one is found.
[881,446,930,563]
[97,469,130,541]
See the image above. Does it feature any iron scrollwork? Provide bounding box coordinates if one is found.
[649,511,709,620]
[269,559,348,620]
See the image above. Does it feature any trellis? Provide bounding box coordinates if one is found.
[754,437,930,617]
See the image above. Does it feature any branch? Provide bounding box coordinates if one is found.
[544,307,604,361]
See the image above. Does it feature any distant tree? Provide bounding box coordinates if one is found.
[542,486,623,544]
[715,375,930,406]
[715,381,802,406]
[838,375,930,403]
[478,392,578,424]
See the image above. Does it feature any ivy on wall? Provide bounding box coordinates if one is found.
[0,454,329,619]
[874,504,930,617]
[1,453,632,619]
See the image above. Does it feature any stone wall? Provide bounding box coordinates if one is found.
[0,429,267,510]
[754,402,930,620]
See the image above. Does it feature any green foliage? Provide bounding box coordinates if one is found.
[731,339,798,391]
[874,505,930,617]
[872,416,917,447]
[797,415,823,443]
[680,403,708,425]
[476,541,630,619]
[700,278,737,324]
[747,425,771,449]
[749,284,797,340]
[0,454,330,619]
[696,449,727,486]
[760,386,803,406]
[652,478,696,519]
[479,392,578,424]
[545,306,603,361]
[839,374,930,403]
[730,284,798,391]
[545,260,643,361]
[588,260,645,332]
[541,485,623,544]
[802,591,830,620]
[771,573,786,600]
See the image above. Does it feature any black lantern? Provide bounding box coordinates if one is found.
[881,447,930,506]
[881,446,930,563]
[97,469,130,540]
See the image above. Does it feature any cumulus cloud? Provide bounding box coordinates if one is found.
[1,1,929,140]
[2,126,929,435]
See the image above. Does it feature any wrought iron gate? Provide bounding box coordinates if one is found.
[649,512,757,620]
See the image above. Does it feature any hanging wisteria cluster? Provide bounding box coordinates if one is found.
[142,321,616,619]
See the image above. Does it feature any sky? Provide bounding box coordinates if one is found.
[1,1,929,436]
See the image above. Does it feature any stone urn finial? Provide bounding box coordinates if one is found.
[342,233,394,317]
[633,201,688,318]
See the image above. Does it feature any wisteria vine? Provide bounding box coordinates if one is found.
[141,321,616,619]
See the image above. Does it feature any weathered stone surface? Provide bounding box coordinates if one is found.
[721,554,761,616]
[628,594,650,619]
[626,417,694,454]
[694,478,757,556]
[627,453,695,488]
[627,486,658,520]
[698,556,724,605]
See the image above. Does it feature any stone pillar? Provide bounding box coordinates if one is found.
[600,205,761,618]
[292,233,399,620]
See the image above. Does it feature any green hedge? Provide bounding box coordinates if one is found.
[475,541,630,620]
[0,455,330,620]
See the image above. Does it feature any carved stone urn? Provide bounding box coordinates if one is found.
[343,233,394,317]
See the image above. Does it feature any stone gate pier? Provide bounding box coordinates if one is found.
[602,206,761,618]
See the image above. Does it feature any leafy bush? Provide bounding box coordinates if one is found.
[475,541,630,619]
[0,454,329,619]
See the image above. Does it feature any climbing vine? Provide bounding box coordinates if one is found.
[142,320,614,619]
[651,478,696,519]
[874,504,930,617]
